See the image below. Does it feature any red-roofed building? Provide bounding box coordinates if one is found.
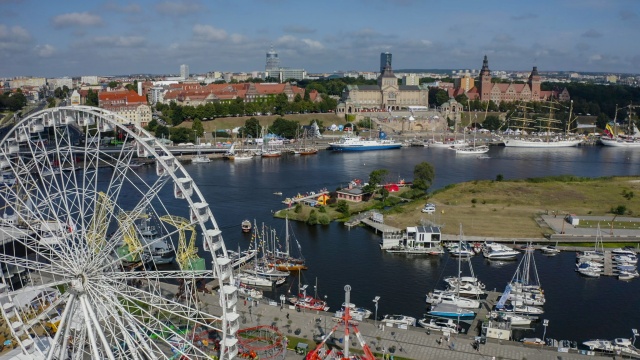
[99,90,151,127]
[161,82,316,107]
[466,55,569,103]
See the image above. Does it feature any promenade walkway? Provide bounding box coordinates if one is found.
[190,285,614,360]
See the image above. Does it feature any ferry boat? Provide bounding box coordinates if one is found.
[328,132,401,151]
[380,225,443,255]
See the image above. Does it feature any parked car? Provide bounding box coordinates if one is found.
[422,204,436,214]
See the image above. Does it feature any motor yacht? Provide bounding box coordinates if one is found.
[382,314,417,327]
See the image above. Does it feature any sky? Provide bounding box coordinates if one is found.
[1,0,639,78]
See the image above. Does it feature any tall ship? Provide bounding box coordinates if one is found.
[328,129,401,151]
[503,101,582,148]
[600,104,640,148]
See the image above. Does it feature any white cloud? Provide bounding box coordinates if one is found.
[93,36,146,47]
[301,39,324,50]
[589,54,602,62]
[193,24,227,41]
[52,12,103,28]
[0,25,31,55]
[35,44,55,57]
[230,34,246,44]
[421,40,433,47]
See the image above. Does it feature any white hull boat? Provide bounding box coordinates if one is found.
[382,314,416,327]
[583,339,614,351]
[418,318,460,333]
[426,290,480,309]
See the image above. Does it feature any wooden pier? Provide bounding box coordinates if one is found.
[469,290,501,336]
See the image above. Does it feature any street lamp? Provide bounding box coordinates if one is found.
[279,294,285,309]
[324,295,328,334]
[542,319,549,345]
[373,296,380,327]
[633,329,638,346]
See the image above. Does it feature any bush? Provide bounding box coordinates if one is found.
[318,214,331,225]
[318,206,327,213]
[496,174,504,181]
[399,189,425,199]
[471,198,477,204]
[307,209,319,225]
[611,205,627,215]
[336,200,350,216]
[294,203,302,213]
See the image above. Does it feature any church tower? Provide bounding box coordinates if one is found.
[378,64,399,110]
[528,66,541,101]
[479,55,492,101]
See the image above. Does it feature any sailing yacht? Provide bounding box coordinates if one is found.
[265,216,307,271]
[191,136,211,163]
[503,101,582,147]
[288,278,329,311]
[600,104,640,147]
[456,103,489,154]
[507,244,546,306]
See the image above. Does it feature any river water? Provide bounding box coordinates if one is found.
[145,145,640,343]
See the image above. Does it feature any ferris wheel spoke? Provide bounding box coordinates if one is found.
[45,292,76,360]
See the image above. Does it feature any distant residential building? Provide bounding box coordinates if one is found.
[98,90,151,127]
[402,74,420,86]
[180,64,189,80]
[48,77,73,90]
[380,52,392,74]
[161,82,321,107]
[337,61,429,114]
[454,72,475,93]
[9,77,46,88]
[80,76,99,85]
[149,87,165,104]
[606,75,618,83]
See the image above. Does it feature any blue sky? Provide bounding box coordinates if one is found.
[1,0,638,77]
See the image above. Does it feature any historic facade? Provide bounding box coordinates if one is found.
[457,55,570,103]
[337,64,429,114]
[98,90,152,127]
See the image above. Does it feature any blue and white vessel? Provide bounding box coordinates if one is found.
[328,130,401,151]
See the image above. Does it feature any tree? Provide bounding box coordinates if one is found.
[270,117,298,138]
[432,89,449,107]
[483,115,502,131]
[364,169,389,195]
[192,118,204,138]
[108,81,119,89]
[242,117,262,138]
[306,209,319,225]
[274,93,289,115]
[595,112,610,131]
[412,162,435,192]
[454,94,468,105]
[169,127,192,143]
[47,97,56,108]
[86,89,99,106]
[335,200,350,216]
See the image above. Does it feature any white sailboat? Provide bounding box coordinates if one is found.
[600,104,640,147]
[503,100,582,147]
[456,101,489,155]
[507,244,545,306]
[191,136,211,163]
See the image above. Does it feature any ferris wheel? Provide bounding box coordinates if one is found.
[0,106,239,359]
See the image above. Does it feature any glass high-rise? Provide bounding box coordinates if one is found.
[380,52,392,73]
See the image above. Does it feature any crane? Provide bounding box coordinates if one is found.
[159,215,201,270]
[87,192,113,251]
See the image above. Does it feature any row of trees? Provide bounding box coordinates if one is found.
[155,93,337,127]
[0,91,27,111]
[238,117,324,139]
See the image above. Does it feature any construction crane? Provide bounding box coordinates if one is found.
[115,211,146,263]
[306,285,376,360]
[159,215,202,270]
[87,192,113,251]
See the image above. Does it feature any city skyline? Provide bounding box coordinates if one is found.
[1,0,639,78]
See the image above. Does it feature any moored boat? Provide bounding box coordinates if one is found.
[417,318,460,333]
[382,314,417,327]
[427,303,475,320]
[241,219,251,233]
[328,131,402,152]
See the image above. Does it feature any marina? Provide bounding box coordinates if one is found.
[2,113,640,359]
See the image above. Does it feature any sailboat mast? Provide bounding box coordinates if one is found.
[285,215,290,257]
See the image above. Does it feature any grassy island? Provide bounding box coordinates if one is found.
[276,176,640,238]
